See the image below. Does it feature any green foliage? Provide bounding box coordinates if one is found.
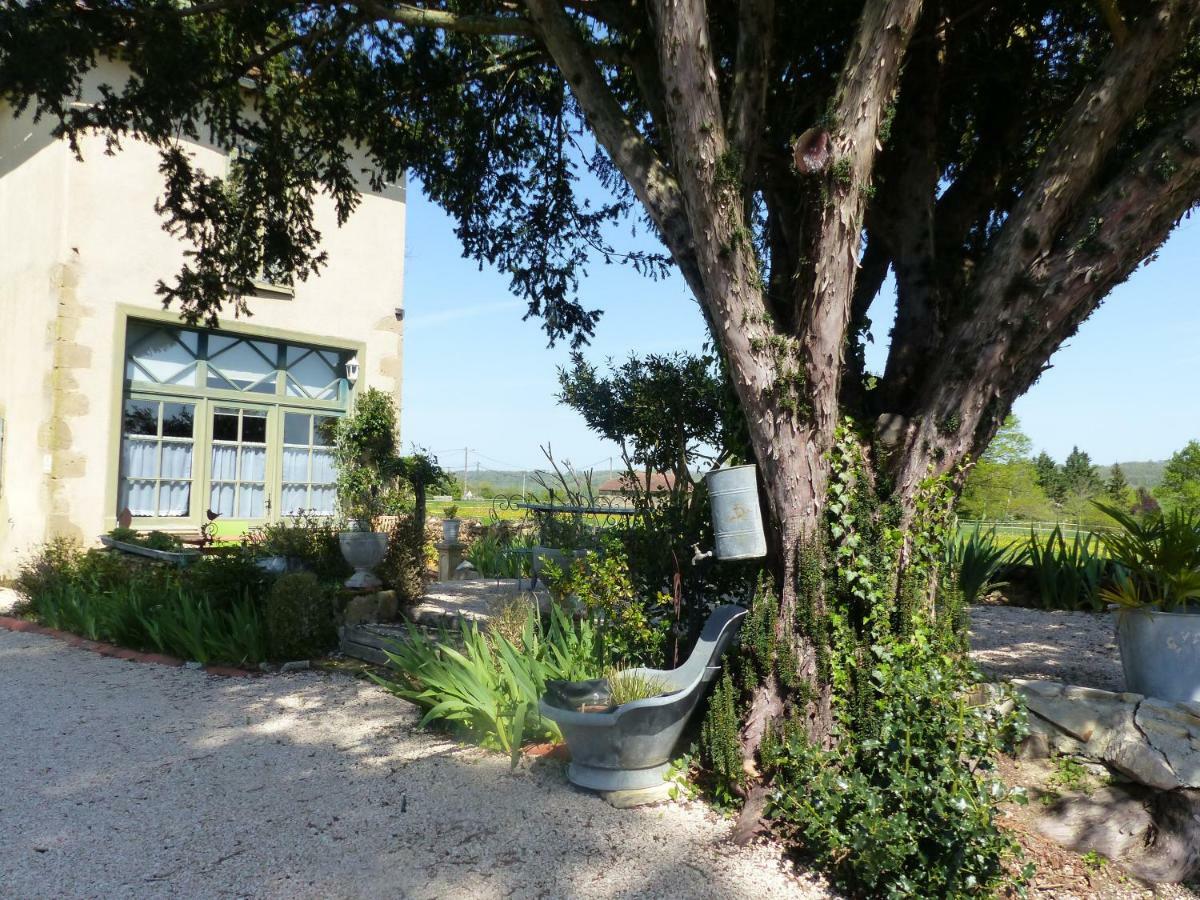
[744,422,1030,897]
[264,572,337,661]
[946,527,1021,605]
[699,670,745,809]
[371,603,601,763]
[1097,502,1200,610]
[332,388,400,527]
[378,513,429,606]
[466,528,534,578]
[542,538,669,667]
[605,667,670,706]
[1025,526,1107,611]
[14,540,306,665]
[764,626,1030,899]
[1105,464,1132,506]
[250,512,349,581]
[1157,440,1200,516]
[184,546,272,610]
[1049,756,1088,792]
[107,527,184,551]
[959,418,1058,521]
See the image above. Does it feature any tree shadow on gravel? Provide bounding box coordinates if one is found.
[1,631,825,899]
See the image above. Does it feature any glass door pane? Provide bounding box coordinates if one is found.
[208,406,270,519]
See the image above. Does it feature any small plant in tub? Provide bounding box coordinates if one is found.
[604,667,671,709]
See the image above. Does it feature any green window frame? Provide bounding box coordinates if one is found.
[114,315,359,530]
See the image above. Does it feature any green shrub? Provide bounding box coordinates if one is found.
[763,626,1031,898]
[371,602,600,765]
[15,537,82,605]
[17,538,269,666]
[181,547,271,610]
[946,527,1021,605]
[106,527,182,551]
[542,537,670,667]
[466,528,534,578]
[379,513,428,605]
[699,670,744,809]
[250,513,349,582]
[1025,526,1107,611]
[1096,502,1200,609]
[264,572,336,661]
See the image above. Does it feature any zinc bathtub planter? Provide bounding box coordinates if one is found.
[540,604,747,792]
[1116,605,1200,703]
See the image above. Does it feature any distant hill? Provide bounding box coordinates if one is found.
[1110,460,1167,489]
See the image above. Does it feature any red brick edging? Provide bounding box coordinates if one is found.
[0,616,258,677]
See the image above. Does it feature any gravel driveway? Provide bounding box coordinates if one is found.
[968,605,1124,692]
[0,628,828,900]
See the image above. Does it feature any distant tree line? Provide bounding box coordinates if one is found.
[959,418,1200,524]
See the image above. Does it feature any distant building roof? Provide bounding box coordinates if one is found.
[597,471,681,494]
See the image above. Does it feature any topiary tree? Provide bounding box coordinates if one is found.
[331,388,401,529]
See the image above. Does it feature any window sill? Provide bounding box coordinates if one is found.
[250,279,296,300]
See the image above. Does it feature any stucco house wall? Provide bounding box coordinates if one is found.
[0,64,405,573]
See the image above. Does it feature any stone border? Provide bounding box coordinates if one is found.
[1014,678,1200,790]
[0,615,257,677]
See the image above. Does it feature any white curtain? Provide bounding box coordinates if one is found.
[311,485,336,515]
[160,442,193,479]
[281,484,308,515]
[311,449,336,484]
[238,483,264,518]
[210,482,235,518]
[157,481,191,517]
[210,445,238,481]
[282,447,309,482]
[123,438,159,479]
[121,479,156,516]
[241,447,266,482]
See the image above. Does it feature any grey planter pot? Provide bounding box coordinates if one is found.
[339,531,388,590]
[1116,606,1200,702]
[442,519,461,545]
[540,604,747,792]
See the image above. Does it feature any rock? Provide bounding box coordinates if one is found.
[1038,786,1200,883]
[601,782,674,808]
[183,661,203,670]
[341,594,380,626]
[375,590,398,621]
[280,660,310,673]
[1136,698,1200,788]
[1017,732,1051,760]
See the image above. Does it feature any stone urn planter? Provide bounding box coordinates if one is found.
[1116,606,1200,703]
[442,518,461,545]
[540,604,747,792]
[339,530,388,590]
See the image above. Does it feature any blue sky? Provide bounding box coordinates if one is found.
[401,183,1199,473]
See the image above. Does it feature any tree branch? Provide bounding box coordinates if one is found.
[797,0,924,433]
[520,0,702,296]
[894,98,1200,496]
[357,1,538,37]
[972,0,1200,304]
[727,0,774,191]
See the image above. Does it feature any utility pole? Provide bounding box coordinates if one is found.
[462,447,469,499]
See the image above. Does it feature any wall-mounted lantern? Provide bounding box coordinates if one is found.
[345,355,360,385]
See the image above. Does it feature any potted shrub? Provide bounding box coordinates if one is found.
[1097,502,1200,702]
[441,504,461,544]
[332,389,400,590]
